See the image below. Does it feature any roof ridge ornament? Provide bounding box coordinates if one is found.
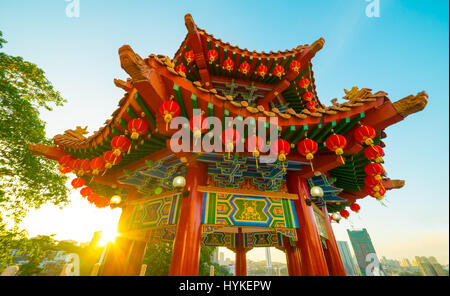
[185,13,198,34]
[392,91,428,118]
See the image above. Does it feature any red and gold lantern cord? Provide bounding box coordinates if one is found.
[325,134,347,164]
[289,60,301,73]
[271,139,290,173]
[299,78,310,89]
[128,118,148,141]
[246,135,264,170]
[184,51,195,64]
[297,138,318,172]
[207,49,218,64]
[354,125,376,146]
[159,98,181,131]
[257,64,268,78]
[189,114,207,146]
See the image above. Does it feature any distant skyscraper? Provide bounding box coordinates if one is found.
[347,229,383,276]
[265,248,272,275]
[211,248,219,264]
[427,257,447,276]
[337,241,359,276]
[415,256,437,276]
[219,252,225,265]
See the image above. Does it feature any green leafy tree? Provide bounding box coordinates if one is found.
[0,30,68,221]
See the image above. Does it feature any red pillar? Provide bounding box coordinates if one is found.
[284,236,302,276]
[101,189,146,276]
[235,228,247,276]
[169,162,207,276]
[286,171,329,276]
[321,207,347,276]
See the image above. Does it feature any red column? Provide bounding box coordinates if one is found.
[101,189,145,276]
[321,207,347,276]
[284,236,302,276]
[286,171,329,276]
[235,228,247,276]
[169,162,207,276]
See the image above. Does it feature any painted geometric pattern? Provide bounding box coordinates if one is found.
[313,206,329,239]
[201,231,289,248]
[127,194,181,231]
[201,153,305,191]
[147,226,176,243]
[201,192,299,228]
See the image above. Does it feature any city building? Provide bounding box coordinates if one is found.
[415,256,437,276]
[347,229,384,276]
[427,256,447,276]
[337,241,360,276]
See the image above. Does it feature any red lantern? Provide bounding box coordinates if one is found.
[364,175,384,192]
[329,215,333,221]
[184,51,195,64]
[175,64,187,75]
[103,150,122,169]
[365,185,386,200]
[289,60,301,73]
[223,58,234,72]
[365,163,384,181]
[303,91,313,101]
[239,62,251,75]
[273,65,285,78]
[159,100,181,131]
[79,159,91,175]
[271,139,290,162]
[207,49,218,64]
[67,159,77,171]
[80,186,93,197]
[306,100,317,113]
[299,78,310,89]
[354,125,376,146]
[221,128,240,157]
[128,118,148,140]
[256,64,268,78]
[71,177,85,189]
[58,155,72,167]
[90,157,105,175]
[189,115,207,145]
[350,203,360,213]
[364,145,384,163]
[325,134,347,164]
[58,166,71,175]
[111,135,131,156]
[298,138,318,171]
[87,193,100,204]
[71,159,82,173]
[340,209,350,219]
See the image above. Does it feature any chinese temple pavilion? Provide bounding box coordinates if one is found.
[29,14,427,276]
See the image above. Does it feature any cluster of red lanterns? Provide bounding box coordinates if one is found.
[353,124,387,200]
[57,118,150,180]
[78,184,114,209]
[364,162,386,200]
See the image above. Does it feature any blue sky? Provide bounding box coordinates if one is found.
[1,0,448,264]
